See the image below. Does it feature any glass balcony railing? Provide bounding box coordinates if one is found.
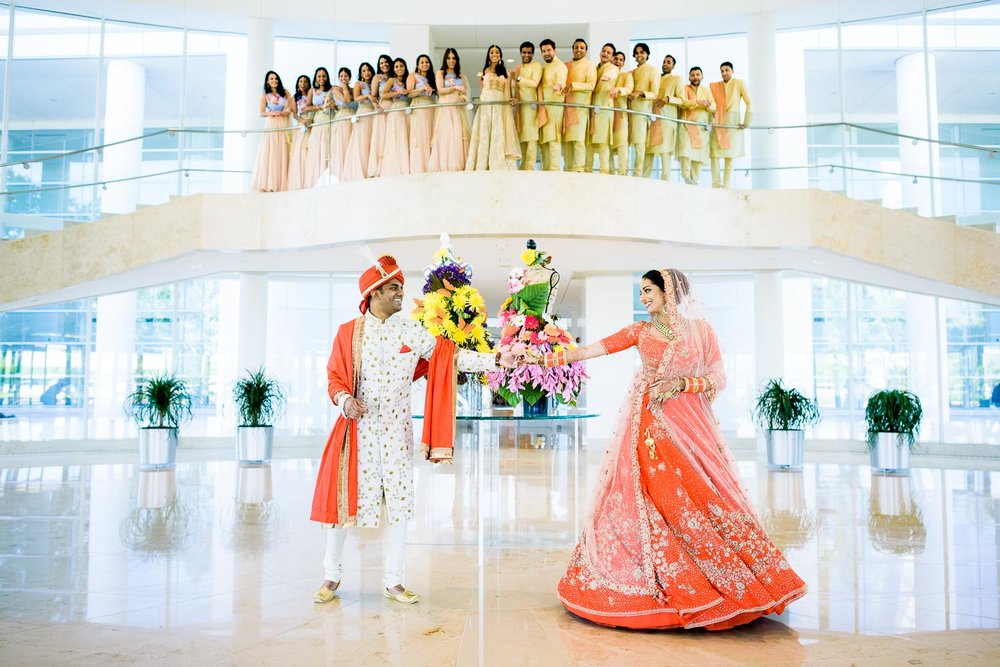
[2,99,997,240]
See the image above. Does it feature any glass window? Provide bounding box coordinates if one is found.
[0,300,92,407]
[944,299,1000,410]
[4,8,102,221]
[183,31,246,195]
[135,279,221,408]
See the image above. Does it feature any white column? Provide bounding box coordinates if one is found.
[753,271,784,386]
[583,274,635,438]
[587,22,630,59]
[905,293,942,442]
[237,274,268,373]
[781,276,815,394]
[101,60,145,214]
[242,18,276,190]
[896,52,940,216]
[769,18,810,190]
[215,278,241,419]
[389,24,433,62]
[747,13,782,190]
[93,291,137,422]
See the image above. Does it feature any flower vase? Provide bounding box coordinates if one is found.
[523,394,549,417]
[458,373,483,415]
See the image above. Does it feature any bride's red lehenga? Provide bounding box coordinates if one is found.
[555,270,807,630]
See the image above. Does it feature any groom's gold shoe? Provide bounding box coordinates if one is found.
[383,587,420,604]
[313,583,339,604]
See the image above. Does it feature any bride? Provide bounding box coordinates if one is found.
[536,268,807,630]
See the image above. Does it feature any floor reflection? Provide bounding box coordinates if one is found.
[868,473,926,556]
[1,448,999,664]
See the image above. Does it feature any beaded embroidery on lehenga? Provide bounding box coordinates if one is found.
[557,269,807,630]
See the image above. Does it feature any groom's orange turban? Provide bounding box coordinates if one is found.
[358,255,403,313]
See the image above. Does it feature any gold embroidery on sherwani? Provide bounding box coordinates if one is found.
[337,316,365,527]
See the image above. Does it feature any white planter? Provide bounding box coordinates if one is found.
[870,432,911,474]
[764,429,804,470]
[236,426,273,464]
[138,427,178,469]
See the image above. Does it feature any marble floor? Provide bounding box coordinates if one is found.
[1,425,999,666]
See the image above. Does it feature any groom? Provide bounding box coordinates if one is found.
[311,254,505,604]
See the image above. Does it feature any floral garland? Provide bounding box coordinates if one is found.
[411,238,492,353]
[487,242,587,407]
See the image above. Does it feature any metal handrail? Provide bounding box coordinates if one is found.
[1,168,250,196]
[2,98,996,172]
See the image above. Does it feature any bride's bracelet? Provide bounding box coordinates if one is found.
[680,377,711,394]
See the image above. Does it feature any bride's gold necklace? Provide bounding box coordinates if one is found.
[651,312,675,340]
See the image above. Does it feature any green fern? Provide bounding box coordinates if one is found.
[865,389,922,449]
[233,367,286,427]
[124,373,193,428]
[752,379,821,431]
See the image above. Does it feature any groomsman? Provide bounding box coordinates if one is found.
[709,61,753,188]
[643,54,683,180]
[587,43,620,174]
[562,38,597,173]
[512,41,543,170]
[610,51,632,176]
[539,38,568,171]
[677,66,714,185]
[627,42,659,177]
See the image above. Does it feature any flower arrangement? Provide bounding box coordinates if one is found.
[411,236,493,353]
[487,241,587,407]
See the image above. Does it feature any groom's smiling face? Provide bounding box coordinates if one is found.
[369,279,404,316]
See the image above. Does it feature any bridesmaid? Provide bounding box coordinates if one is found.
[287,74,313,190]
[303,66,334,187]
[250,70,292,192]
[367,54,393,178]
[328,66,355,182]
[428,48,470,172]
[341,62,376,182]
[466,45,520,170]
[407,54,437,174]
[379,57,411,178]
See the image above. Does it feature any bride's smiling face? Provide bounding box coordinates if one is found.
[639,278,666,316]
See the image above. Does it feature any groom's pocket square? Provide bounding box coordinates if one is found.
[399,344,412,354]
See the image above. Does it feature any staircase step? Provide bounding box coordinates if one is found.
[968,222,998,232]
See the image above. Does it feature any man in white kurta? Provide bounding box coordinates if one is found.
[316,257,497,605]
[677,66,715,185]
[643,55,683,180]
[709,61,752,188]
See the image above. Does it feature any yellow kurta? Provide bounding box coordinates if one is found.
[649,73,683,156]
[710,77,752,158]
[590,62,620,146]
[563,57,596,144]
[677,84,714,163]
[611,69,633,149]
[540,57,568,145]
[515,61,543,143]
[628,63,659,146]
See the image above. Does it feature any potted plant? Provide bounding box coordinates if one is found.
[752,379,821,470]
[232,367,286,464]
[866,389,922,474]
[124,372,193,469]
